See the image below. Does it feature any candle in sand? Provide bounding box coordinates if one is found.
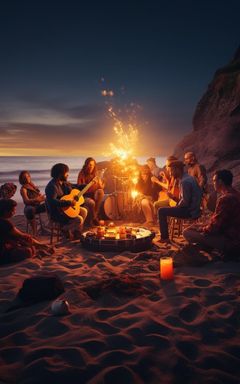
[160,257,174,280]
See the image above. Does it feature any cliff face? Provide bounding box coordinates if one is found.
[174,46,240,187]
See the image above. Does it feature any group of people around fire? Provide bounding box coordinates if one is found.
[0,153,240,264]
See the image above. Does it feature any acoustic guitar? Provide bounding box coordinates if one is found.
[151,175,179,207]
[60,177,97,218]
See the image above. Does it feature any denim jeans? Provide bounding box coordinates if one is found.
[158,206,192,239]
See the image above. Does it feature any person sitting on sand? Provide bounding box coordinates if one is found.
[158,160,202,243]
[19,171,46,236]
[151,155,180,210]
[0,199,51,265]
[45,163,88,239]
[77,157,104,226]
[135,165,161,226]
[183,169,240,257]
[0,183,17,199]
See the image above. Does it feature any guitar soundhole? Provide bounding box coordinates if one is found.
[74,196,79,201]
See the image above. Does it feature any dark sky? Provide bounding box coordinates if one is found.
[0,0,239,156]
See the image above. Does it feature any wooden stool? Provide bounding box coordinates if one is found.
[48,220,62,245]
[26,213,44,236]
[169,217,199,240]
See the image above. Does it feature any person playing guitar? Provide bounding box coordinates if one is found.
[45,163,89,240]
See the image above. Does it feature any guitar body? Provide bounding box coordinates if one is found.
[169,198,177,207]
[169,181,179,207]
[60,189,85,218]
[157,175,180,208]
[158,191,177,207]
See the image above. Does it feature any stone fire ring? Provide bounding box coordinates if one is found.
[80,227,155,252]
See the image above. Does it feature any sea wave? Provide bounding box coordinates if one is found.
[0,168,80,176]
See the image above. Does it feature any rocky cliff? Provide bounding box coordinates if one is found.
[174,46,240,187]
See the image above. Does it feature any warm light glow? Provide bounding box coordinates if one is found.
[108,105,139,161]
[131,190,139,199]
[160,257,174,280]
[101,89,114,97]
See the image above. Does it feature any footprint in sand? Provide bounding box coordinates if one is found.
[140,333,170,350]
[179,302,202,323]
[176,340,199,360]
[142,319,171,336]
[107,334,133,350]
[77,340,107,357]
[102,366,135,384]
[11,331,32,346]
[35,318,69,337]
[226,345,240,359]
[100,350,132,367]
[165,315,184,328]
[25,347,85,368]
[1,347,24,363]
[216,303,234,318]
[183,287,201,298]
[97,309,121,320]
[193,278,211,287]
[113,316,140,328]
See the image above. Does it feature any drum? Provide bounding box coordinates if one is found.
[115,191,130,217]
[99,194,119,220]
[100,192,130,220]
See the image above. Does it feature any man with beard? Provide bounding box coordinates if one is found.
[45,163,88,239]
[184,152,208,192]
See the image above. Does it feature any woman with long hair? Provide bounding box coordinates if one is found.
[135,165,160,226]
[77,157,104,225]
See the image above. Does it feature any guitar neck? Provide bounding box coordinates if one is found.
[78,180,95,197]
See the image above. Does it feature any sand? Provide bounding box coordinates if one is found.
[0,215,239,384]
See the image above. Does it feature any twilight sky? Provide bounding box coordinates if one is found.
[0,0,239,157]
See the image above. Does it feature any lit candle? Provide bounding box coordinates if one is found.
[160,257,174,280]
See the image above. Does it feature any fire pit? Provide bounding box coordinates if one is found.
[81,225,155,252]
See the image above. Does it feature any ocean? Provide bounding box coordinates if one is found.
[0,156,166,214]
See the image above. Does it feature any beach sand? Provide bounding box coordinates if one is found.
[0,215,239,384]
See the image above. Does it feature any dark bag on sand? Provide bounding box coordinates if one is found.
[18,274,65,303]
